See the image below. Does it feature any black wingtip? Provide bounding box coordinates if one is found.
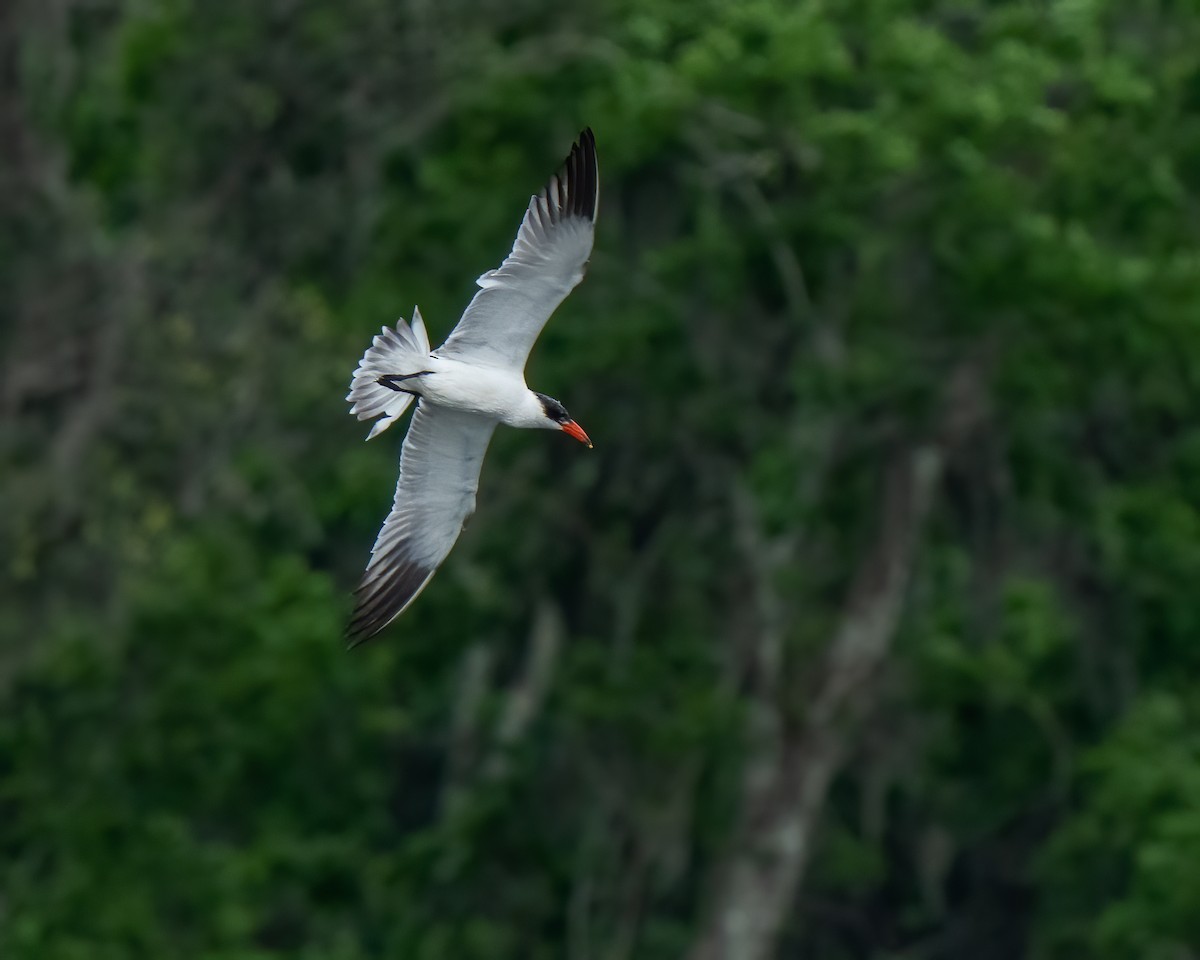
[561,127,598,222]
[344,596,380,649]
[344,549,434,649]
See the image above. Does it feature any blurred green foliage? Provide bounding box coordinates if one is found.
[2,0,1199,957]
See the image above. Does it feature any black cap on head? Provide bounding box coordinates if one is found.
[535,392,571,424]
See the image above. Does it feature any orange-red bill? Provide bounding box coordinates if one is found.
[561,420,592,448]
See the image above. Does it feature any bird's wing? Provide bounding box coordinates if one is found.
[347,403,497,646]
[436,128,598,371]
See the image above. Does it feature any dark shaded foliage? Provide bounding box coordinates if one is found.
[3,0,1199,957]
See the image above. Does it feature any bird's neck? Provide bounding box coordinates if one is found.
[504,389,552,429]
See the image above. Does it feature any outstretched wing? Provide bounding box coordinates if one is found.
[436,128,598,371]
[347,404,497,646]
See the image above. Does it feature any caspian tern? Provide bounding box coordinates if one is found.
[344,129,598,646]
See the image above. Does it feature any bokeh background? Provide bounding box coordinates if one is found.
[3,0,1200,957]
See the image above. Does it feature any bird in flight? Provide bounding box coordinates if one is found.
[344,129,599,646]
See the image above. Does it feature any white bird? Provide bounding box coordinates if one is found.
[344,129,598,646]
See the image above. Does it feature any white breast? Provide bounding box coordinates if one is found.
[419,356,532,423]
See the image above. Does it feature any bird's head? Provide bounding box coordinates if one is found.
[535,392,592,447]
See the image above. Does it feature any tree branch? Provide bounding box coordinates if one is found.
[690,362,987,960]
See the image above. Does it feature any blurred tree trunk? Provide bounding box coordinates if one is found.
[691,366,985,960]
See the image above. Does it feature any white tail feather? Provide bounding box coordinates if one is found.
[346,306,432,439]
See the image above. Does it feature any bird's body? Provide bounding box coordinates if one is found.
[344,129,599,646]
[403,356,547,428]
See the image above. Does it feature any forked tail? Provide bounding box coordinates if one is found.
[346,307,432,439]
